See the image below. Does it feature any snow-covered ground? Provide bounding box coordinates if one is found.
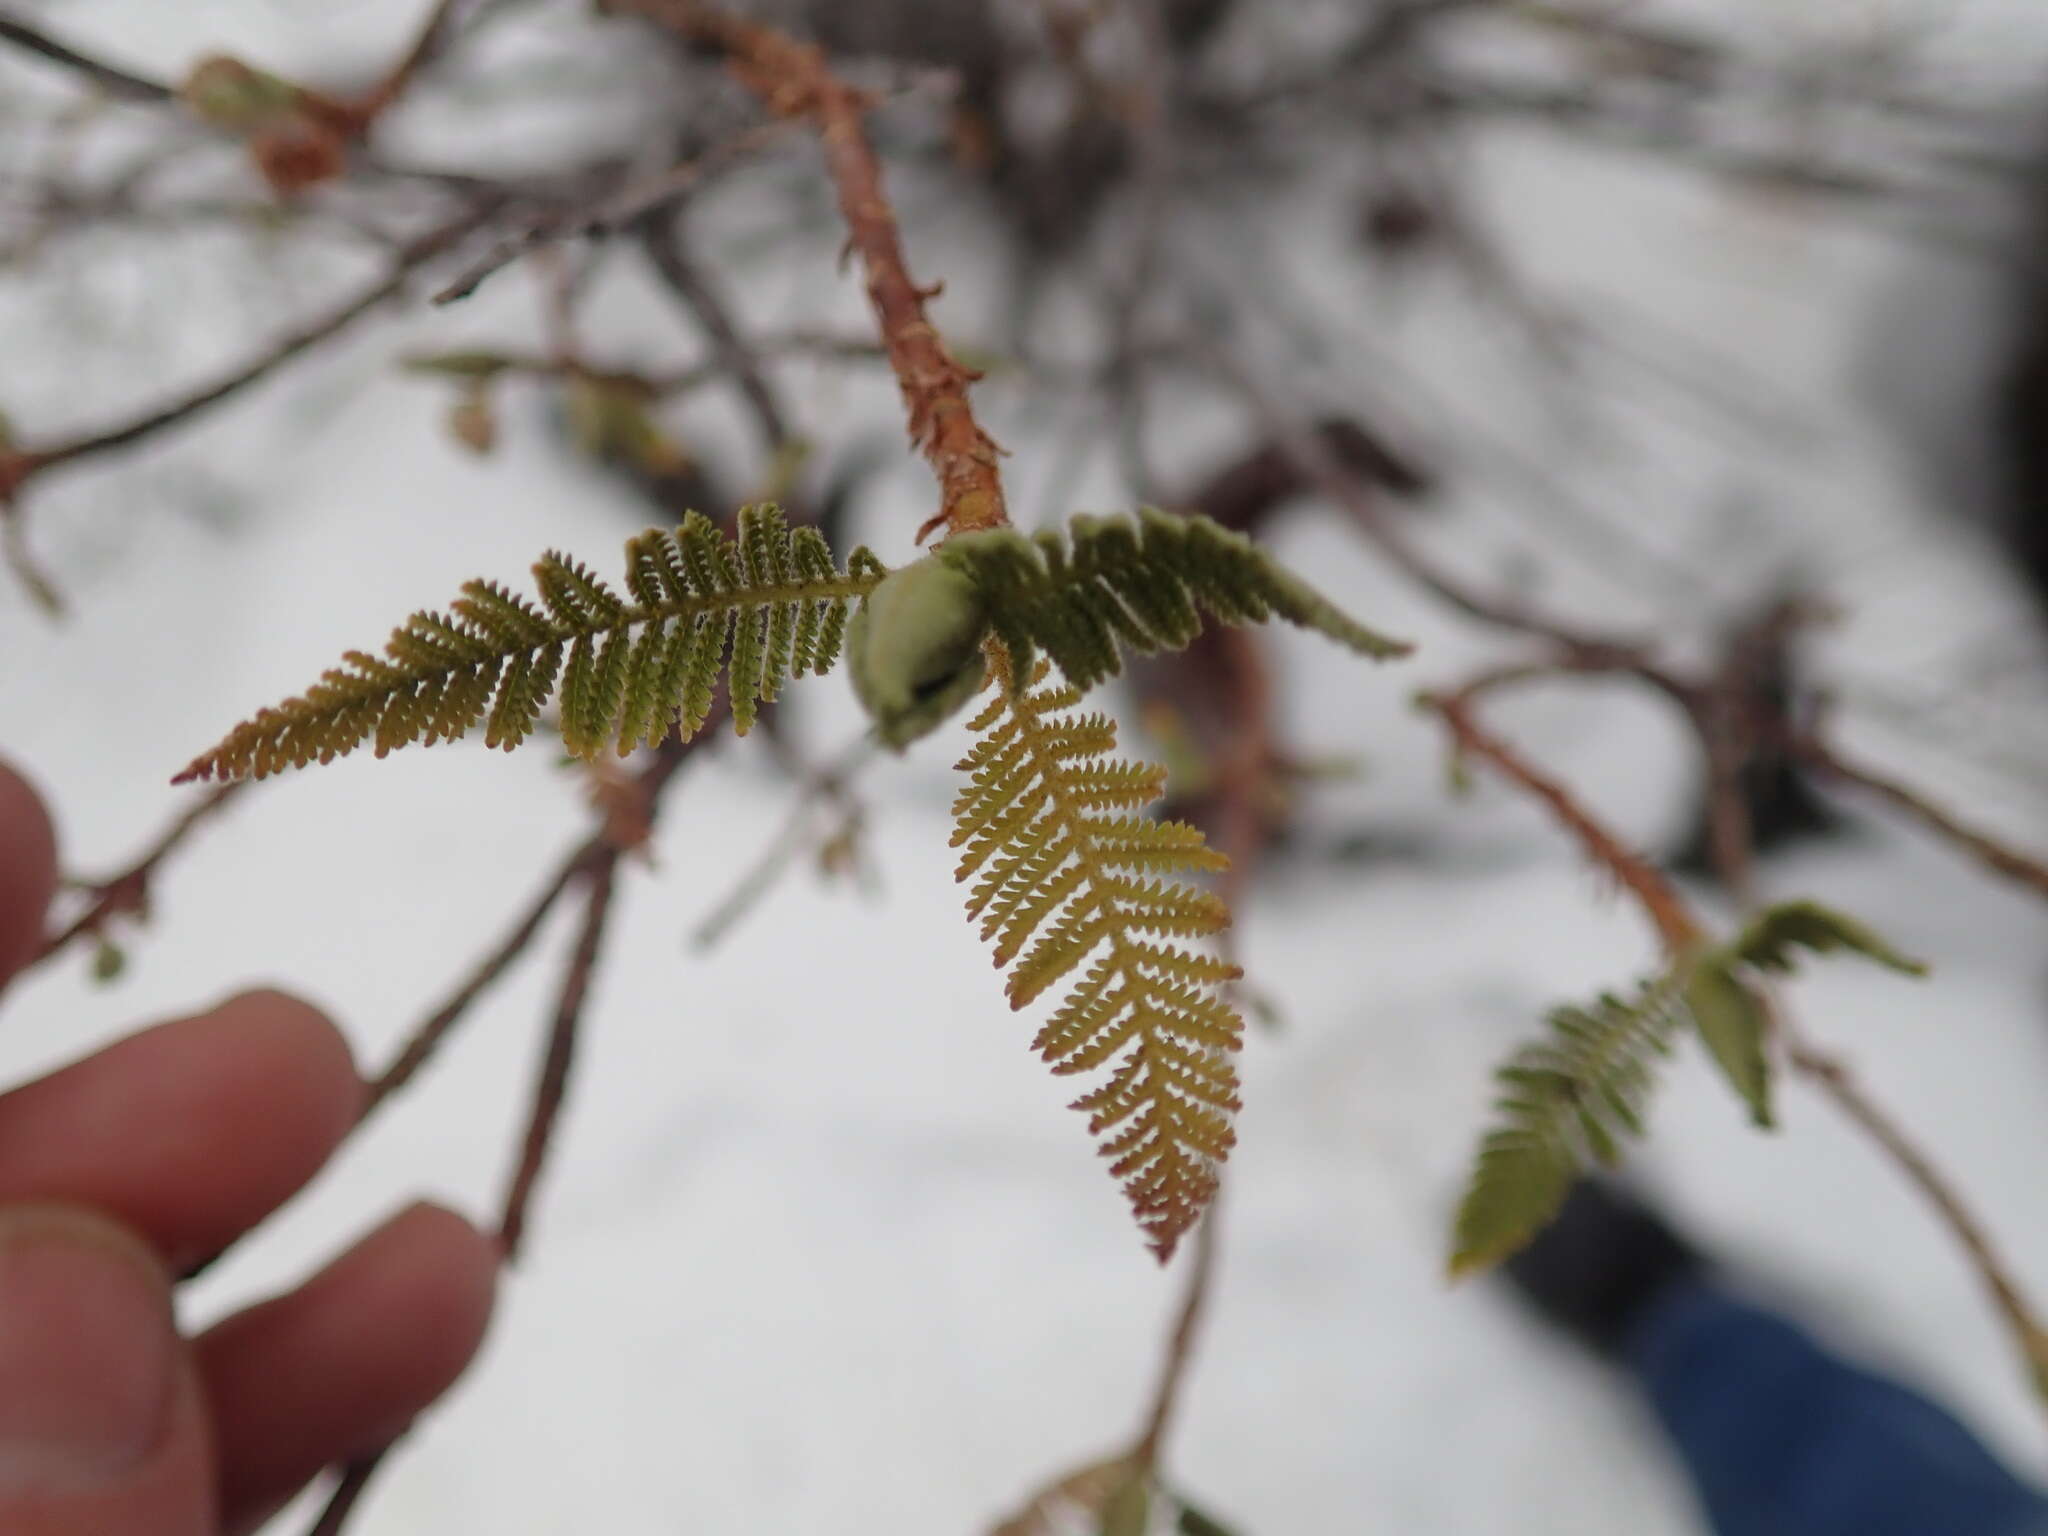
[3,3,2047,1531]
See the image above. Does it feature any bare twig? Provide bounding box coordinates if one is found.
[690,732,873,950]
[1795,737,2048,904]
[0,15,175,103]
[1129,1198,1220,1472]
[1419,686,1703,953]
[360,843,594,1119]
[32,783,248,966]
[1197,340,1632,657]
[430,121,796,305]
[637,209,795,453]
[354,0,468,123]
[497,845,620,1260]
[603,0,1009,543]
[296,728,704,1535]
[5,206,495,488]
[1779,1029,2048,1403]
[304,1451,388,1536]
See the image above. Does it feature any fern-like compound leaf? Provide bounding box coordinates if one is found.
[175,506,887,782]
[935,507,1410,693]
[1449,981,1685,1277]
[955,648,1242,1261]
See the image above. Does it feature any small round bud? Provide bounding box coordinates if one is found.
[847,554,990,750]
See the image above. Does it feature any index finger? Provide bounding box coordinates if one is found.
[0,760,57,993]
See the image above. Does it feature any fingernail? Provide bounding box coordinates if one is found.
[0,1209,176,1492]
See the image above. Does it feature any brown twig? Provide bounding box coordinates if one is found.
[429,120,796,305]
[354,0,469,123]
[496,846,619,1259]
[31,783,248,967]
[1129,1198,1220,1472]
[297,729,702,1535]
[301,864,622,1536]
[5,206,495,488]
[1420,686,1703,954]
[1795,736,2048,904]
[603,0,1009,543]
[0,15,175,103]
[1196,340,1631,657]
[1781,1031,2048,1402]
[359,843,594,1119]
[637,209,795,454]
[304,1451,388,1536]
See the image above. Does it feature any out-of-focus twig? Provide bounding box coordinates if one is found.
[2,206,496,491]
[429,119,797,305]
[1129,1196,1220,1472]
[1794,737,2048,904]
[0,15,175,103]
[637,210,795,454]
[1420,684,1703,953]
[32,783,248,967]
[299,729,703,1536]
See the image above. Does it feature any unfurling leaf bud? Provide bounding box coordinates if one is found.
[847,553,990,750]
[180,55,304,132]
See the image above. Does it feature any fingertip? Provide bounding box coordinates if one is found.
[204,989,365,1148]
[0,761,58,988]
[0,990,363,1266]
[371,1202,501,1384]
[198,1200,500,1532]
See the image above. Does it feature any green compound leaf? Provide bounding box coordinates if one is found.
[957,651,1241,1262]
[935,506,1410,694]
[1449,982,1685,1277]
[176,505,886,782]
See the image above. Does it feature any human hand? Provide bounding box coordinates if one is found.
[0,760,498,1535]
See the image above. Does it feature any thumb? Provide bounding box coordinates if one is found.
[0,1205,214,1536]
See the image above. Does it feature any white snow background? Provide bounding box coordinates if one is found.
[2,2,2047,1532]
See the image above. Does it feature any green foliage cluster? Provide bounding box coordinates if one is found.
[175,502,1408,1257]
[1449,900,1928,1275]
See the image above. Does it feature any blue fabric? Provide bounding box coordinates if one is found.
[1625,1281,2048,1536]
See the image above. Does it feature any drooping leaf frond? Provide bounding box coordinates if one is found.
[176,505,888,782]
[1731,899,1928,978]
[955,647,1242,1261]
[1449,981,1685,1277]
[935,507,1410,693]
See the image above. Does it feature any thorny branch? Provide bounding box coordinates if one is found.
[602,0,1010,543]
